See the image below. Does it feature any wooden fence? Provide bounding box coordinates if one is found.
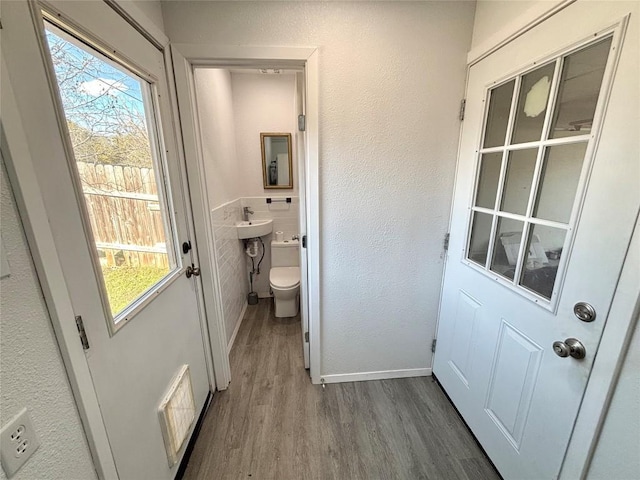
[77,162,170,268]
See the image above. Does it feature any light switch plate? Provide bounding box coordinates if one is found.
[0,408,40,478]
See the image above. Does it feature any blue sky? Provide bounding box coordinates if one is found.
[45,26,148,135]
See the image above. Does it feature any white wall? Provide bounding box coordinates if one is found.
[163,1,475,377]
[231,72,298,196]
[194,68,241,208]
[0,160,97,480]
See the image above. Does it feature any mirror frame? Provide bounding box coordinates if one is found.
[260,132,293,189]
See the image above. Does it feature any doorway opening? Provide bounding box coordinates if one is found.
[170,46,320,389]
[191,65,310,369]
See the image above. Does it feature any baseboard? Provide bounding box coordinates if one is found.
[321,367,432,384]
[227,302,247,354]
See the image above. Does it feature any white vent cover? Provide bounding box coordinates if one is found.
[158,365,195,466]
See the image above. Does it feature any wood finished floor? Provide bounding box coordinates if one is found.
[184,299,500,480]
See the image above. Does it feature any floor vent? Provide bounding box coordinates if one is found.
[158,365,195,466]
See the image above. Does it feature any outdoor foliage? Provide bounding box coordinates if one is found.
[102,266,168,315]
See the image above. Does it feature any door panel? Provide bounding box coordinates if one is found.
[2,2,211,479]
[448,290,481,386]
[434,2,638,479]
[484,321,542,450]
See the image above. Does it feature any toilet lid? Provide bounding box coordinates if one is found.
[270,267,300,289]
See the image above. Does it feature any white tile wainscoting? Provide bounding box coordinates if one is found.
[211,199,248,348]
[211,196,299,348]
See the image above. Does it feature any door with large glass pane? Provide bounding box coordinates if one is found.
[3,2,212,479]
[433,2,638,479]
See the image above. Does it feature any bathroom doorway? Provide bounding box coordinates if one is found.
[170,46,320,387]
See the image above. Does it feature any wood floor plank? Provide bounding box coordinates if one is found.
[183,299,500,480]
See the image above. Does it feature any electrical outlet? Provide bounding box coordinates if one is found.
[0,408,40,478]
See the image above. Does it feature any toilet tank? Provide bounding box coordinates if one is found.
[271,239,299,267]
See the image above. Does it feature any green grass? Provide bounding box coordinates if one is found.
[102,265,169,315]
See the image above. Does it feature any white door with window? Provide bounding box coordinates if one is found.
[434,2,638,479]
[3,2,212,479]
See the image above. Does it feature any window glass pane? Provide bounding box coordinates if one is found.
[483,80,515,148]
[45,24,175,319]
[500,148,538,216]
[534,143,588,223]
[490,217,525,280]
[550,38,612,138]
[468,212,493,266]
[520,224,566,299]
[475,153,503,209]
[512,63,556,144]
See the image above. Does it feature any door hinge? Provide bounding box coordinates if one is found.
[298,114,306,132]
[75,316,90,350]
[431,338,437,353]
[304,331,309,343]
[443,233,450,251]
[459,99,466,121]
[302,235,307,249]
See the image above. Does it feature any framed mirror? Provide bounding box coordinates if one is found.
[261,133,293,189]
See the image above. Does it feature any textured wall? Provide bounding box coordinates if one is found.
[0,160,97,480]
[163,1,475,376]
[231,72,298,196]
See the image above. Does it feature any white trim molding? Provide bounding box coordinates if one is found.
[468,0,576,67]
[227,302,248,354]
[321,368,432,385]
[106,0,169,49]
[167,46,233,390]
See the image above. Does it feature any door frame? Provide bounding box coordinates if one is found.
[434,2,639,478]
[169,44,321,386]
[1,1,217,478]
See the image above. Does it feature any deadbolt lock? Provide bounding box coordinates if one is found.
[553,338,586,360]
[574,302,596,323]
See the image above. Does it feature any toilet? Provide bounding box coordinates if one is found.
[269,239,300,318]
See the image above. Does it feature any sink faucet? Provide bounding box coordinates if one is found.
[243,206,254,221]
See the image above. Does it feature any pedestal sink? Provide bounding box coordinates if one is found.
[236,219,273,239]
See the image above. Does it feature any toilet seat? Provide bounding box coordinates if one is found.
[270,267,300,289]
